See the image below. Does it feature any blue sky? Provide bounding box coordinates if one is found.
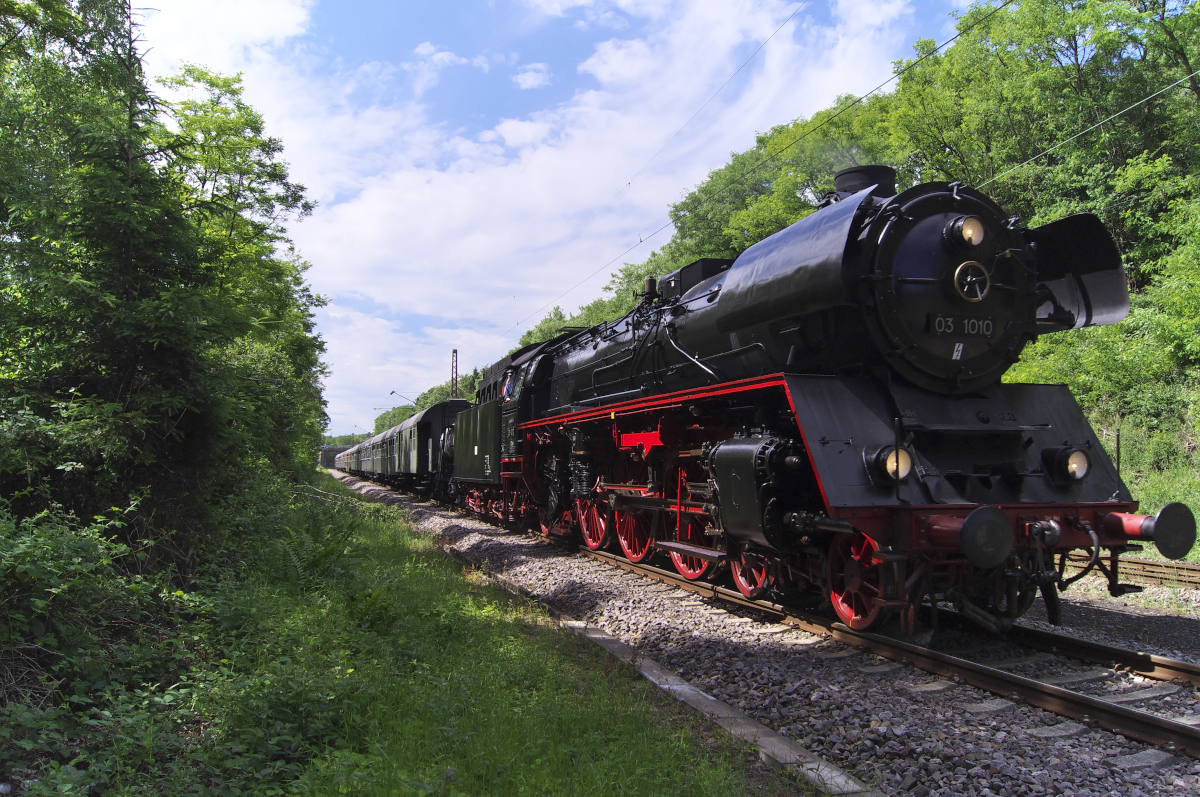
[141,0,969,434]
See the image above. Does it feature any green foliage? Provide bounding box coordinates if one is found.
[722,93,901,252]
[0,6,213,522]
[0,501,144,705]
[323,433,368,446]
[516,306,569,348]
[0,3,343,784]
[0,496,203,785]
[0,468,776,793]
[0,4,325,563]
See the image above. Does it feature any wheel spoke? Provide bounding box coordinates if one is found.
[828,531,889,631]
[616,511,652,562]
[670,516,713,580]
[578,500,608,550]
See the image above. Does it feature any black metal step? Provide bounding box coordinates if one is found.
[654,540,725,562]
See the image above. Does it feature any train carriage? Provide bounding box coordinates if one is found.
[333,399,470,497]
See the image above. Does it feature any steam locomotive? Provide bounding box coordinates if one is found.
[336,166,1196,634]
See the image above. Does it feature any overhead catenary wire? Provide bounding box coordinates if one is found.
[626,182,644,243]
[460,0,1018,368]
[978,67,1200,189]
[390,0,1032,411]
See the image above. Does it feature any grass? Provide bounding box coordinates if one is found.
[242,472,803,796]
[1086,421,1200,564]
[2,468,809,796]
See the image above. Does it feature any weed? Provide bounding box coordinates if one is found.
[0,469,804,796]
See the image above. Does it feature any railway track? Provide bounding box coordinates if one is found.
[578,547,1200,759]
[1067,553,1200,589]
[337,473,1200,764]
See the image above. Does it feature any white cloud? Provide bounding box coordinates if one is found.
[578,38,653,84]
[316,303,497,432]
[139,0,930,433]
[495,118,555,147]
[520,0,671,19]
[513,63,553,89]
[296,0,917,328]
[138,0,313,76]
[520,0,595,13]
[405,42,469,96]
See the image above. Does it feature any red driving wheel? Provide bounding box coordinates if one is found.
[577,499,610,550]
[614,509,653,562]
[730,547,773,599]
[827,531,892,631]
[670,517,715,580]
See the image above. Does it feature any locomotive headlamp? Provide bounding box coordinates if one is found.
[876,446,913,481]
[960,216,985,246]
[946,215,986,247]
[1041,446,1091,483]
[1065,449,1090,479]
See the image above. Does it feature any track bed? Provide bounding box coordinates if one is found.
[335,472,1200,796]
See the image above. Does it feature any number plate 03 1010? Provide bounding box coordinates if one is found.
[928,314,994,337]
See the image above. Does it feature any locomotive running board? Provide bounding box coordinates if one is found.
[653,540,725,562]
[519,373,790,429]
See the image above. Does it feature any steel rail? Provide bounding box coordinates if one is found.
[347,478,1200,759]
[1003,625,1200,688]
[838,627,1200,758]
[578,548,1200,758]
[1066,554,1200,589]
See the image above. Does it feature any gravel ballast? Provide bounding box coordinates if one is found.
[1020,577,1200,666]
[336,473,1200,796]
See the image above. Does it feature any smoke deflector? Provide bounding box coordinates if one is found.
[1026,214,1130,332]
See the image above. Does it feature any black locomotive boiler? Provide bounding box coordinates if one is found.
[338,166,1196,634]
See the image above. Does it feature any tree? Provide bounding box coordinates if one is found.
[0,2,213,527]
[0,3,325,567]
[157,66,326,475]
[374,404,414,433]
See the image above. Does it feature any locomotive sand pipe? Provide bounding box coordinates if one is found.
[339,165,1195,635]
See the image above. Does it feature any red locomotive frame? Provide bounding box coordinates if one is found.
[453,373,1153,634]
